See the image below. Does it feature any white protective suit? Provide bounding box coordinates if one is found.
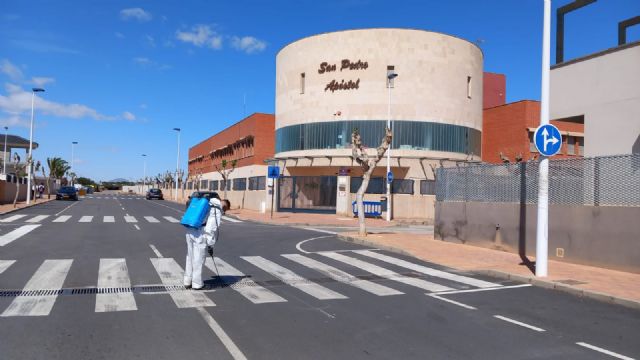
[183,197,223,289]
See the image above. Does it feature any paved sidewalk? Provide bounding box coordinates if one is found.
[0,197,55,215]
[228,208,401,227]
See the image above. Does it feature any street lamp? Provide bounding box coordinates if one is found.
[386,72,398,222]
[3,126,8,175]
[173,128,181,200]
[71,141,78,185]
[142,154,147,194]
[26,87,45,205]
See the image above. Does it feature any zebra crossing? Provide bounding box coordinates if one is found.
[0,214,182,224]
[0,251,503,317]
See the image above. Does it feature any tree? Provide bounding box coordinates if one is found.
[12,153,26,208]
[67,171,77,186]
[30,160,41,203]
[47,157,70,196]
[76,177,94,186]
[215,159,237,199]
[351,127,392,236]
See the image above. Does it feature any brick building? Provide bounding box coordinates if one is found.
[482,100,584,163]
[483,72,506,109]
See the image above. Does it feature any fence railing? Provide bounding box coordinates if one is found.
[436,154,640,207]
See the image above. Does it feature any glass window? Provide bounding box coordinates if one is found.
[249,176,266,191]
[420,180,436,195]
[467,76,472,99]
[350,177,384,194]
[392,179,414,194]
[200,180,208,189]
[300,73,305,94]
[578,137,584,155]
[209,180,218,191]
[568,136,576,155]
[233,178,246,191]
[187,182,192,190]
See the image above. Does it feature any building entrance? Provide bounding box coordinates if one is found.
[278,176,337,213]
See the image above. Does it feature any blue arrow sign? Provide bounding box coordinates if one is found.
[387,171,394,184]
[534,124,562,157]
[268,166,280,179]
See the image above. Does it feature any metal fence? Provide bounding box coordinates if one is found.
[436,154,640,207]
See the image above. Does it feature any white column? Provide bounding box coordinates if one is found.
[26,92,35,205]
[386,78,392,221]
[175,130,180,200]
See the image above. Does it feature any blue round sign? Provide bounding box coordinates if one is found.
[534,124,562,157]
[387,171,394,184]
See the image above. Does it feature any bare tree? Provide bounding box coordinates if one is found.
[12,153,25,208]
[215,159,237,199]
[351,127,392,236]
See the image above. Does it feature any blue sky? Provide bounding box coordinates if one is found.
[1,0,638,181]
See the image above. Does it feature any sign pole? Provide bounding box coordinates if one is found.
[270,181,275,219]
[536,0,551,277]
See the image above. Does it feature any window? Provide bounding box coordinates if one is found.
[187,182,193,190]
[467,76,472,99]
[578,137,584,155]
[420,180,436,195]
[568,136,576,155]
[200,180,208,189]
[350,177,384,194]
[529,132,537,152]
[392,179,414,194]
[221,180,231,191]
[233,178,247,191]
[387,65,395,88]
[300,73,305,94]
[248,176,266,190]
[209,180,218,191]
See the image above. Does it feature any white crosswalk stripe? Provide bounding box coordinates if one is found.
[318,252,454,293]
[79,216,93,223]
[150,258,215,308]
[103,216,115,223]
[124,216,137,223]
[2,259,73,317]
[0,225,41,246]
[282,254,403,296]
[0,260,16,274]
[163,216,179,223]
[0,214,27,223]
[144,216,159,223]
[26,215,49,223]
[53,215,71,223]
[96,259,137,312]
[222,216,242,223]
[353,250,502,289]
[242,256,347,300]
[205,257,286,304]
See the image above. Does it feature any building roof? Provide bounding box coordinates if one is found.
[3,135,39,150]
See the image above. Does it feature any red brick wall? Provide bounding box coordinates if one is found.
[188,113,275,175]
[483,72,506,109]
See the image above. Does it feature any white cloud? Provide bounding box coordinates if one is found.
[115,32,125,39]
[132,57,171,70]
[30,77,55,87]
[176,25,222,49]
[0,59,24,81]
[122,111,136,121]
[139,103,147,109]
[120,8,152,22]
[133,57,151,65]
[0,114,29,128]
[145,35,156,47]
[231,36,267,54]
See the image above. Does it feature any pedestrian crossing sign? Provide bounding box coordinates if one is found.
[268,166,280,179]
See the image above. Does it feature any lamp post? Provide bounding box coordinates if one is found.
[26,87,45,205]
[71,141,78,185]
[386,72,398,222]
[173,128,181,200]
[142,154,147,195]
[3,126,8,175]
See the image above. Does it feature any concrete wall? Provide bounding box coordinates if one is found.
[550,42,640,156]
[0,177,58,204]
[435,201,640,273]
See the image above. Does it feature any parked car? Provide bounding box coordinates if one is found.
[185,191,219,209]
[146,188,164,200]
[56,186,78,201]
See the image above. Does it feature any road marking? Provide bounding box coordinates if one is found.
[427,294,477,310]
[121,207,125,210]
[493,315,545,332]
[0,224,41,246]
[1,259,73,316]
[196,307,248,360]
[144,216,160,223]
[134,225,141,230]
[576,342,635,360]
[163,216,179,223]
[0,260,16,274]
[79,216,93,223]
[222,216,241,223]
[55,201,79,216]
[26,215,49,223]
[53,215,72,223]
[149,244,163,257]
[435,284,532,295]
[150,258,215,308]
[0,214,27,223]
[103,216,115,223]
[242,256,347,300]
[302,227,338,235]
[283,253,403,296]
[205,257,286,304]
[124,216,137,223]
[295,235,334,254]
[96,259,137,312]
[319,252,454,293]
[354,250,502,289]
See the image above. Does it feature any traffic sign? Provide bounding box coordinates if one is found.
[387,171,394,184]
[268,166,280,179]
[534,124,562,157]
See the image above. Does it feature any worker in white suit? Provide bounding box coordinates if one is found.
[183,196,231,290]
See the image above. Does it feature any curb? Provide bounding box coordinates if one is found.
[335,233,640,311]
[0,199,55,216]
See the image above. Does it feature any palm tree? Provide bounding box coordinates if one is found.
[47,157,70,196]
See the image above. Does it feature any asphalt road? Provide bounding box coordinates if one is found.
[0,191,638,359]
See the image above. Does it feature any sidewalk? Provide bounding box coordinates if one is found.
[0,197,55,215]
[228,208,640,309]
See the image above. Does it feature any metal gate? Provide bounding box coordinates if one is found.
[278,176,337,213]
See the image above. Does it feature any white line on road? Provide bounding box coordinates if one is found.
[53,215,72,223]
[96,259,138,312]
[435,284,532,295]
[144,216,160,223]
[55,201,79,216]
[26,215,49,223]
[2,259,73,317]
[0,260,16,274]
[576,342,635,360]
[196,307,248,360]
[0,214,27,223]
[163,216,179,223]
[301,227,338,235]
[295,235,334,254]
[149,244,163,257]
[125,216,137,223]
[427,294,477,310]
[134,225,141,230]
[150,258,215,308]
[103,216,115,223]
[222,216,242,223]
[0,225,41,246]
[493,315,545,332]
[79,216,93,223]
